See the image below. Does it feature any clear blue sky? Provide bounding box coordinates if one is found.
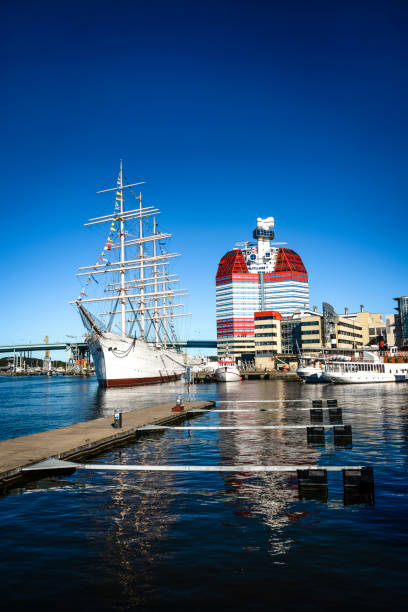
[1,0,407,347]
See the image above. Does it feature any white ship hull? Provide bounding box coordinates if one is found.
[324,360,408,384]
[87,331,186,387]
[215,367,241,382]
[296,366,326,383]
[327,372,403,384]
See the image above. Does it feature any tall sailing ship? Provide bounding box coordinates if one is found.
[72,163,191,387]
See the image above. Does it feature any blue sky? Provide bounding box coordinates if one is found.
[1,0,407,349]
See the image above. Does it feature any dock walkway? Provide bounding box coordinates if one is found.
[0,400,215,489]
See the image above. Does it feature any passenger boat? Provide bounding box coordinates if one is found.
[215,352,241,382]
[72,162,191,387]
[323,349,408,384]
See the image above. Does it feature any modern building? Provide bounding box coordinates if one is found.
[393,296,408,349]
[341,305,386,346]
[300,310,363,350]
[216,216,309,358]
[253,304,365,369]
[385,314,396,347]
[254,311,284,366]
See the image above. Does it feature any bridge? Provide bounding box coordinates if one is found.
[0,339,217,355]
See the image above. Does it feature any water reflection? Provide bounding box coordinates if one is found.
[215,383,322,557]
[94,440,178,607]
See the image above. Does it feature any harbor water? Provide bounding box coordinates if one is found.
[1,375,408,610]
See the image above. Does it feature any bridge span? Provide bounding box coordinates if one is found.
[0,339,217,355]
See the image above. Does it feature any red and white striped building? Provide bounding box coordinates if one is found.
[216,217,309,359]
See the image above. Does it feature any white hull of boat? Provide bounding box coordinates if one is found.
[324,359,408,384]
[87,331,186,387]
[327,372,404,384]
[296,366,326,383]
[215,368,241,382]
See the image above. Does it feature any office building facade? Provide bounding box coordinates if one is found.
[393,296,408,349]
[216,217,309,358]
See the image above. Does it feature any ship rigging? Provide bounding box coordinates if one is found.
[71,162,191,387]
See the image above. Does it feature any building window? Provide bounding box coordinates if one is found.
[254,333,277,337]
[254,323,276,328]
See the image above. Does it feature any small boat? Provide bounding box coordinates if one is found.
[215,352,241,382]
[296,356,327,383]
[323,348,408,384]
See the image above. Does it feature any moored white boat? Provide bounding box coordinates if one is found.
[296,364,326,383]
[215,353,241,382]
[323,350,408,384]
[296,356,327,383]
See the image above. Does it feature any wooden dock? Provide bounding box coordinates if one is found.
[0,400,215,491]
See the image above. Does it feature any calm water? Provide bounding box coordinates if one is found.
[1,375,408,610]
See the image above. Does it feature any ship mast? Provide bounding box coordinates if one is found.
[162,258,167,348]
[119,160,126,338]
[153,216,159,344]
[73,163,192,344]
[139,191,144,339]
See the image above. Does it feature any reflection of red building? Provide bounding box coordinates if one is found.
[216,386,320,538]
[216,217,309,358]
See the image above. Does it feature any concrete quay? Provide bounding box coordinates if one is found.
[240,370,301,381]
[0,400,215,491]
[191,370,301,383]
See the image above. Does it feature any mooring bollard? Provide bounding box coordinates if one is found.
[327,399,338,407]
[306,426,325,444]
[333,424,352,445]
[343,467,374,505]
[312,400,323,408]
[297,469,328,502]
[310,408,324,423]
[172,397,185,413]
[328,407,343,423]
[112,411,122,429]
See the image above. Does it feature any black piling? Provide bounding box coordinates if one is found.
[306,426,325,444]
[310,408,324,423]
[328,407,343,424]
[343,467,374,505]
[333,424,352,446]
[297,469,328,502]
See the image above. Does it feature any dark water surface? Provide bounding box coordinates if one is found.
[1,375,408,610]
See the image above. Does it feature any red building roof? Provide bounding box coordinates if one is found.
[254,310,284,320]
[274,248,307,274]
[216,249,248,280]
[216,247,308,283]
